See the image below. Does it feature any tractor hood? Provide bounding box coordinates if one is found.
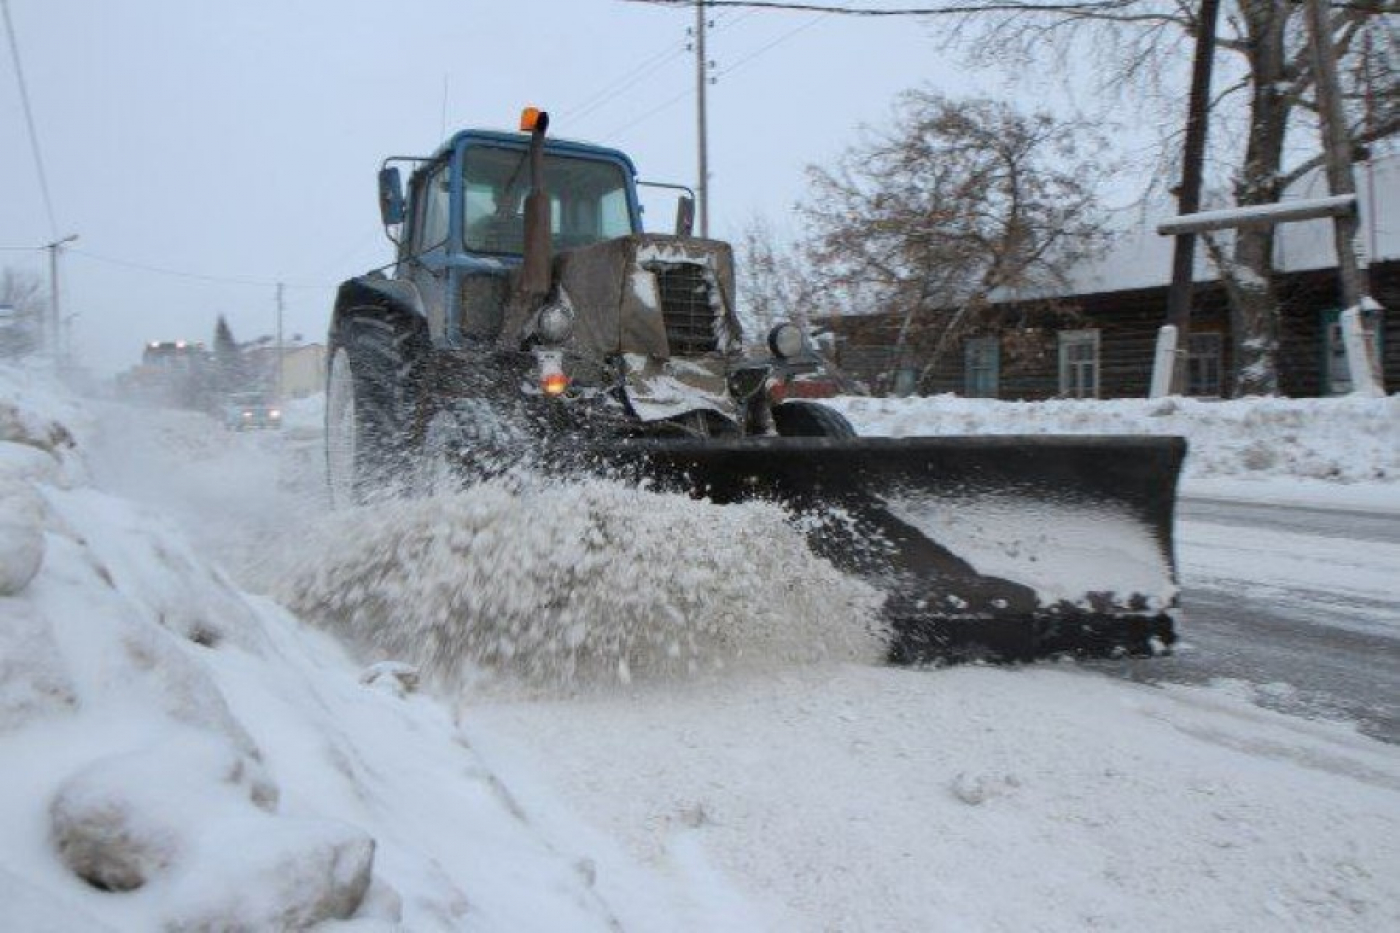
[511,233,743,361]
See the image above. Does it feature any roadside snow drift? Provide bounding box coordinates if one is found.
[831,393,1400,484]
[0,367,675,930]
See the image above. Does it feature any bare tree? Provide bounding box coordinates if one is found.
[0,268,47,359]
[970,2,1397,393]
[735,216,820,343]
[626,1,1399,395]
[796,91,1106,392]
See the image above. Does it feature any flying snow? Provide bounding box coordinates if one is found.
[270,475,886,689]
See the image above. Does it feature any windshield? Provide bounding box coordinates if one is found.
[462,145,634,255]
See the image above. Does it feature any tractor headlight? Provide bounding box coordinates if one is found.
[727,365,770,399]
[535,302,574,345]
[768,322,805,359]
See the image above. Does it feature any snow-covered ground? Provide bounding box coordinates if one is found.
[3,363,1399,930]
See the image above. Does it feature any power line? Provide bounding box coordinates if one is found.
[601,85,695,139]
[716,12,826,77]
[601,10,828,140]
[563,5,757,132]
[1,0,59,238]
[69,248,335,291]
[622,1,1144,15]
[564,42,690,124]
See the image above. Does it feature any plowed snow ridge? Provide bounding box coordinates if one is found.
[270,476,885,689]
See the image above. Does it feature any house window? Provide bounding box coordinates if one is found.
[1058,329,1100,398]
[1187,333,1223,398]
[964,337,1000,398]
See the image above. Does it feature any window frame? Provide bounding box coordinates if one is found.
[1186,332,1224,398]
[963,336,1000,398]
[1057,328,1100,399]
[410,160,452,255]
[459,143,635,257]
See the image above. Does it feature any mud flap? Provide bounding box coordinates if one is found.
[583,435,1186,663]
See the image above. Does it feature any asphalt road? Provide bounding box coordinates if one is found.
[1086,497,1400,745]
[1179,496,1400,544]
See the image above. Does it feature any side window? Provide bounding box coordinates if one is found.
[599,188,630,238]
[1186,332,1223,398]
[415,165,450,252]
[963,337,1000,398]
[1058,329,1100,398]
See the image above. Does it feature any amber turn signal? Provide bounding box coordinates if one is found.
[542,372,569,397]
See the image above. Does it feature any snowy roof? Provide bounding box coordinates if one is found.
[1064,153,1399,298]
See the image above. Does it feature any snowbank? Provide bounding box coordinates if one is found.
[0,367,677,930]
[830,394,1400,507]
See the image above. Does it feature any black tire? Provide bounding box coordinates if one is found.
[326,310,427,505]
[771,400,857,439]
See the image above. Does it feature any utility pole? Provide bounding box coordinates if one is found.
[46,233,78,368]
[275,282,285,404]
[694,1,710,238]
[1304,0,1383,394]
[1304,0,1367,313]
[1161,0,1219,395]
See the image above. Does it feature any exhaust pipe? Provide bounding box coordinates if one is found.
[518,108,552,307]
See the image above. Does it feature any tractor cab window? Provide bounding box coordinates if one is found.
[462,145,633,255]
[414,164,451,253]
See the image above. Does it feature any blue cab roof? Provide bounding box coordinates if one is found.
[430,129,639,177]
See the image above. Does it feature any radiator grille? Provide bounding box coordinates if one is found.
[653,264,718,354]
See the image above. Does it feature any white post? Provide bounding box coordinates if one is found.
[45,233,78,371]
[1149,325,1179,398]
[1339,306,1384,397]
[47,240,60,365]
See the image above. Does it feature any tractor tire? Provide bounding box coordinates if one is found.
[771,400,857,439]
[325,311,426,507]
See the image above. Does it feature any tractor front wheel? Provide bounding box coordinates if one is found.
[771,400,857,439]
[325,312,425,507]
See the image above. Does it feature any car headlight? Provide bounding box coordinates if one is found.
[768,322,805,359]
[535,302,574,345]
[269,409,281,419]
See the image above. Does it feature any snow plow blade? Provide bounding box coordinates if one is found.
[588,435,1186,664]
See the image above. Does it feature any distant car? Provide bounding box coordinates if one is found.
[222,395,283,431]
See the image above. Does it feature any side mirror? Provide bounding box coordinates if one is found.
[378,167,405,226]
[674,196,695,237]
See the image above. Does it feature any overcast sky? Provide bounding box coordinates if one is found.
[1,0,1146,376]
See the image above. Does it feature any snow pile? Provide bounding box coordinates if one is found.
[831,394,1400,484]
[1,369,376,928]
[271,476,885,689]
[0,367,672,930]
